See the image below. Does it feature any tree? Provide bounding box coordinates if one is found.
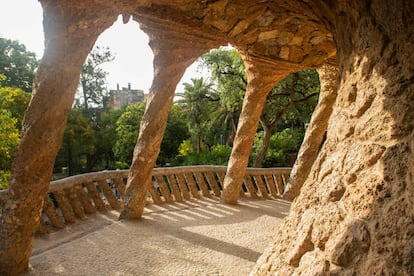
[201,48,245,144]
[0,75,31,127]
[253,70,320,167]
[54,109,95,175]
[158,104,190,165]
[114,102,189,166]
[201,48,319,167]
[70,46,114,171]
[0,110,19,189]
[114,103,146,165]
[178,78,218,152]
[0,76,30,188]
[93,107,126,169]
[0,38,38,92]
[75,46,114,110]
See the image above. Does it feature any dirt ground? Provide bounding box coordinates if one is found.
[26,198,290,275]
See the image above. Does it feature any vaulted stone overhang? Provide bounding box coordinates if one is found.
[1,1,413,275]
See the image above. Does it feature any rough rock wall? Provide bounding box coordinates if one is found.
[1,0,413,274]
[252,1,414,274]
[2,1,336,273]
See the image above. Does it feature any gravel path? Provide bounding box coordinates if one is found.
[27,198,290,275]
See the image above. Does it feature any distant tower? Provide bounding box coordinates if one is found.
[108,83,145,110]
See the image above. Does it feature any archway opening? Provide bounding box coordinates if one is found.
[54,15,156,176]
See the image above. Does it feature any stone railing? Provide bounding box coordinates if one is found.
[0,166,291,234]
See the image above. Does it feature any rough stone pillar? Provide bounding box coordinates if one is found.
[221,54,293,204]
[0,3,116,274]
[283,63,338,200]
[252,1,414,275]
[119,20,222,219]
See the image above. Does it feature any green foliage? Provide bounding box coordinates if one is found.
[54,109,95,175]
[177,78,219,152]
[251,128,304,167]
[0,110,19,189]
[0,38,38,92]
[263,69,320,128]
[0,170,10,190]
[201,48,245,143]
[114,103,190,166]
[114,103,145,164]
[178,140,193,156]
[75,46,115,110]
[0,110,19,169]
[114,161,130,169]
[158,104,190,164]
[0,78,30,188]
[0,79,31,127]
[173,144,232,166]
[89,106,126,170]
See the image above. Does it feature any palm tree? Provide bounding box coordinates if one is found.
[176,78,218,153]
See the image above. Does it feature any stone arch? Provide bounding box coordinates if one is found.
[119,15,227,219]
[252,1,414,274]
[95,15,154,94]
[1,1,412,275]
[0,1,337,273]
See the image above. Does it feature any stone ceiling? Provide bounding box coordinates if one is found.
[40,0,337,70]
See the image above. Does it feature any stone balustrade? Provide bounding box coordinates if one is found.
[0,166,291,234]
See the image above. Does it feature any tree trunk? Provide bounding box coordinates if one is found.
[0,4,116,274]
[119,20,222,220]
[67,139,73,176]
[81,79,88,110]
[221,53,300,204]
[283,63,338,200]
[253,1,414,274]
[253,121,272,168]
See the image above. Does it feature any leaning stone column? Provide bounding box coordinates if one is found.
[283,63,338,200]
[221,53,292,204]
[0,3,116,274]
[119,20,222,219]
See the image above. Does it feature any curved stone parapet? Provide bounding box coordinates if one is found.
[1,166,291,234]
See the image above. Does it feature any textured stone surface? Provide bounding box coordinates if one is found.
[284,63,338,200]
[252,1,414,275]
[1,0,413,274]
[221,53,298,204]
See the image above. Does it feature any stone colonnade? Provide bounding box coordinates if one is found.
[119,17,223,219]
[1,1,412,275]
[252,1,414,274]
[220,54,302,204]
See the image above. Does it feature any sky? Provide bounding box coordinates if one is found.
[0,0,203,93]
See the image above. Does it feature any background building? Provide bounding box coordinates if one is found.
[108,83,144,109]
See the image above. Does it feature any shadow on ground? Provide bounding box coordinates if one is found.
[28,198,290,276]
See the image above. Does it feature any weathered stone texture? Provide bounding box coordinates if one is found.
[252,1,414,275]
[1,0,413,275]
[120,19,223,219]
[0,3,118,273]
[284,63,338,200]
[221,54,299,204]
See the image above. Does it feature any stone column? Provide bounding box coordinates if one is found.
[119,20,221,219]
[252,1,414,275]
[0,3,116,274]
[283,63,338,200]
[221,53,293,204]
